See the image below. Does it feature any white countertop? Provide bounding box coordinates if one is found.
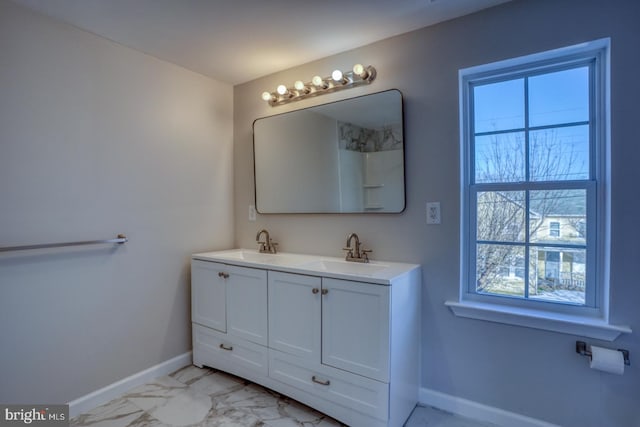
[192,248,420,285]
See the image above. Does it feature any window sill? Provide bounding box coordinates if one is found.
[445,300,631,341]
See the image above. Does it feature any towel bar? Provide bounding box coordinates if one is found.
[0,234,128,253]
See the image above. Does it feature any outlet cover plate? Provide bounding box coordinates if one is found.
[426,202,441,224]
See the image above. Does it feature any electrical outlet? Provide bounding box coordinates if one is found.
[249,205,257,221]
[426,202,441,224]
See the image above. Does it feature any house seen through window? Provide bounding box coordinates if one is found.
[460,40,609,311]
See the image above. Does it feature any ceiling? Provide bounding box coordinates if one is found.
[10,0,510,85]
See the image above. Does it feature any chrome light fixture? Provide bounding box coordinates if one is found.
[261,63,376,106]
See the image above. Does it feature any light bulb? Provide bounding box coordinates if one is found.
[261,91,273,101]
[331,69,343,81]
[312,75,325,87]
[276,85,288,95]
[353,63,368,78]
[294,80,305,91]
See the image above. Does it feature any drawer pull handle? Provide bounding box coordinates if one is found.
[321,289,328,295]
[219,343,233,351]
[312,288,319,294]
[311,375,330,386]
[218,272,230,279]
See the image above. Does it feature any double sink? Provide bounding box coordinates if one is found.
[192,249,413,284]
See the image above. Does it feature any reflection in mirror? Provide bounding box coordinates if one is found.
[253,89,404,213]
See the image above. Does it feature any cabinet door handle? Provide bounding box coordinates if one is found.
[312,288,319,294]
[311,375,330,386]
[218,272,230,279]
[219,343,233,351]
[321,289,328,295]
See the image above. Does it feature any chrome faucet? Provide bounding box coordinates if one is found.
[343,232,371,263]
[256,229,278,254]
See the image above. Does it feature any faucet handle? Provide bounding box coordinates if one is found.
[257,240,268,253]
[361,248,372,262]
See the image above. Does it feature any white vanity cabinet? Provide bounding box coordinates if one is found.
[191,250,421,427]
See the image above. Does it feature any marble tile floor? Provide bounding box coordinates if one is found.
[71,365,495,427]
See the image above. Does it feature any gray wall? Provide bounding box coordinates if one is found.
[234,1,640,426]
[0,0,234,403]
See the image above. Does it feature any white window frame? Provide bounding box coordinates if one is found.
[447,38,631,341]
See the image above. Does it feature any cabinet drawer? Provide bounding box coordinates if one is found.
[193,323,268,377]
[269,350,389,421]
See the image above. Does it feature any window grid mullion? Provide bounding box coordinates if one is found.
[468,80,478,295]
[472,180,592,192]
[474,120,590,138]
[524,190,531,299]
[523,76,531,299]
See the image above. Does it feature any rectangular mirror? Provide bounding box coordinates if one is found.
[253,89,405,213]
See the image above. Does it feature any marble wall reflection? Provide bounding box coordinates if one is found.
[338,122,402,152]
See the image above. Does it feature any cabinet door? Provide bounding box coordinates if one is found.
[321,278,390,382]
[191,260,226,332]
[226,265,268,346]
[268,271,321,362]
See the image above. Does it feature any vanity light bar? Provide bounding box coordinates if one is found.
[261,64,376,107]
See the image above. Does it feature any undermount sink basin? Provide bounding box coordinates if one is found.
[301,259,389,277]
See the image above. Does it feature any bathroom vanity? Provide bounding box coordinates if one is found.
[191,249,421,427]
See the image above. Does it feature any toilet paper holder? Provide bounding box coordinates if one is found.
[576,341,630,366]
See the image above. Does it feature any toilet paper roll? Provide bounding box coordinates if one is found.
[590,345,625,375]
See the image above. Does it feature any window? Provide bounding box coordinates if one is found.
[459,39,610,318]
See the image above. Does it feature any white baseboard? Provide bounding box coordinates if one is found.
[419,387,560,427]
[68,351,192,418]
